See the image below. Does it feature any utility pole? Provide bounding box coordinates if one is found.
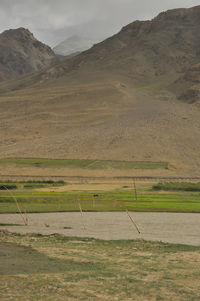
[133,178,138,201]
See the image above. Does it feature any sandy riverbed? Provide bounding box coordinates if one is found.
[1,212,200,246]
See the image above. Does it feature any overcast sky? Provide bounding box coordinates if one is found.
[0,0,199,47]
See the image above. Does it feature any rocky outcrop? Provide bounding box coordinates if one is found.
[0,27,55,81]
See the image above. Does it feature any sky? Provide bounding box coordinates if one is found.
[0,0,199,47]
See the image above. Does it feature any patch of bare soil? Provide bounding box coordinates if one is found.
[37,183,127,192]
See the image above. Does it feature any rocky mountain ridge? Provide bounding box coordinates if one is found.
[0,27,56,82]
[5,5,200,99]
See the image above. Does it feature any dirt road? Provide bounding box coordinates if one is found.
[1,212,200,245]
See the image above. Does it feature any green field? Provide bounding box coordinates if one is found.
[1,181,200,213]
[0,158,168,169]
[0,231,200,301]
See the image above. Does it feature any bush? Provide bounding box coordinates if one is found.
[0,184,17,190]
[24,184,44,189]
[23,180,65,185]
[153,182,200,192]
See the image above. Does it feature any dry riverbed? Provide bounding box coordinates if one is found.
[1,212,200,245]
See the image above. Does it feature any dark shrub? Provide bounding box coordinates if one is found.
[0,184,17,190]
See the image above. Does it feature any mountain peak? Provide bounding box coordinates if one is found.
[154,5,200,20]
[53,35,100,56]
[1,27,36,40]
[0,27,55,82]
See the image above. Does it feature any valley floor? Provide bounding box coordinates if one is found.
[0,231,200,301]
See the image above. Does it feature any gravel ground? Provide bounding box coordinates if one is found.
[1,212,200,245]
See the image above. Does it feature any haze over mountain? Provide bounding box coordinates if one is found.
[1,6,200,175]
[0,28,56,82]
[53,35,100,56]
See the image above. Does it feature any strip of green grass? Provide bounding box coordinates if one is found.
[1,188,200,213]
[0,223,23,226]
[0,158,168,169]
[125,201,200,212]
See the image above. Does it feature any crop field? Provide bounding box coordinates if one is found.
[0,181,200,214]
[0,231,200,301]
[0,158,168,170]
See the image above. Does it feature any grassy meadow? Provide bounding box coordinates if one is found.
[0,231,200,300]
[0,157,168,169]
[0,180,200,214]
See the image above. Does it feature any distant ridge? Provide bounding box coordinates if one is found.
[53,35,99,56]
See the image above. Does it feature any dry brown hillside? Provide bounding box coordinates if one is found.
[0,6,200,175]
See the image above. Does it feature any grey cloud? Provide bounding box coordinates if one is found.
[0,0,199,46]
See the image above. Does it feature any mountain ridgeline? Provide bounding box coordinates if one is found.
[1,6,200,101]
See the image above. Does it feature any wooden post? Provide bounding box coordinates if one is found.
[78,202,86,230]
[3,186,28,226]
[126,209,140,234]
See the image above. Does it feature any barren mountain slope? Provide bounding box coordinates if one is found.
[1,6,200,174]
[170,63,200,104]
[0,28,56,82]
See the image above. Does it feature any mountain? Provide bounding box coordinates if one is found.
[0,27,56,82]
[53,35,99,56]
[4,6,200,92]
[0,6,200,175]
